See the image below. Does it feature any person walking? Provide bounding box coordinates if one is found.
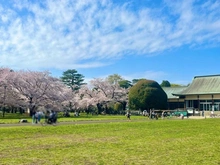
[37,111,44,124]
[32,111,36,124]
[202,110,204,117]
[126,111,131,121]
[211,110,214,118]
[34,111,39,124]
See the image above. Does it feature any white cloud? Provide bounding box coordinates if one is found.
[0,0,219,71]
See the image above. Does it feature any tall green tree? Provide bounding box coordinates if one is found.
[132,79,144,85]
[107,74,123,84]
[118,80,132,89]
[61,69,86,91]
[160,80,171,87]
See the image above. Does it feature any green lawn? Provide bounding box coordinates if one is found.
[0,118,219,165]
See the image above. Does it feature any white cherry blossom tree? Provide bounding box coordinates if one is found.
[77,78,128,114]
[6,70,69,115]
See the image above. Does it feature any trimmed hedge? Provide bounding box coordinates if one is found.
[129,79,167,110]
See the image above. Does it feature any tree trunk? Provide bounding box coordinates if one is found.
[29,105,36,117]
[122,101,127,110]
[97,103,102,114]
[2,108,5,117]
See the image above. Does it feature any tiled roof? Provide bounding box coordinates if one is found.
[173,75,220,96]
[163,87,187,98]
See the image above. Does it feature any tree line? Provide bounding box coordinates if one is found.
[0,68,181,117]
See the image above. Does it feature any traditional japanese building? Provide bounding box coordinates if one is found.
[162,87,187,110]
[171,74,220,111]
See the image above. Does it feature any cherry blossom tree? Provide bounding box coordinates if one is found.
[61,86,80,113]
[77,78,128,114]
[91,78,128,106]
[0,68,14,117]
[6,70,69,116]
[77,84,103,114]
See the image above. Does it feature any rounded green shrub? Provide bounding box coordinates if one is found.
[129,79,167,110]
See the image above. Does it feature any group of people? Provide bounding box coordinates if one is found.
[142,110,158,119]
[32,110,57,125]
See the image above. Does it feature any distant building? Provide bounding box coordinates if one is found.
[165,74,220,111]
[163,87,187,110]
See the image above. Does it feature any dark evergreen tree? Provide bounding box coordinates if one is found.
[61,69,86,91]
[160,80,171,87]
[118,80,132,89]
[132,78,144,85]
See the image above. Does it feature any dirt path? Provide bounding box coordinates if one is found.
[0,119,136,127]
[0,116,208,127]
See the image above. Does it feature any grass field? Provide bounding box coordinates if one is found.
[0,113,144,124]
[0,117,220,165]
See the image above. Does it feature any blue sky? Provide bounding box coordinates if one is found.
[0,0,219,85]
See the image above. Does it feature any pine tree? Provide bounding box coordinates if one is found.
[61,69,86,91]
